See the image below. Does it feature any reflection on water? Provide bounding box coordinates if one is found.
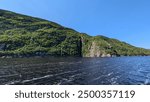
[0,56,150,85]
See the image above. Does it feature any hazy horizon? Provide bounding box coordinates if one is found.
[0,0,150,49]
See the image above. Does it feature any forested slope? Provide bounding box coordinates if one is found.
[0,9,149,57]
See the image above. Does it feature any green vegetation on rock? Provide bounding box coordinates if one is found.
[0,9,150,57]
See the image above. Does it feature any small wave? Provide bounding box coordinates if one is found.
[6,80,20,85]
[22,75,53,83]
[139,70,150,73]
[13,70,80,84]
[0,74,19,78]
[144,79,149,85]
[57,78,73,85]
[144,73,150,85]
[110,76,120,85]
[92,72,114,82]
[57,73,83,85]
[108,72,113,76]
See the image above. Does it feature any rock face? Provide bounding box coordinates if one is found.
[84,41,111,57]
[89,42,99,57]
[0,9,150,57]
[88,42,103,57]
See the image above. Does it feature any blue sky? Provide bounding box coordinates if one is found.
[0,0,150,48]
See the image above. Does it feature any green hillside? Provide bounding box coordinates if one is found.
[81,34,150,57]
[0,9,150,57]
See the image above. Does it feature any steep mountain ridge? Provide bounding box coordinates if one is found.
[0,9,150,57]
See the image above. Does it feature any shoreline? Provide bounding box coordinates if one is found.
[0,54,149,59]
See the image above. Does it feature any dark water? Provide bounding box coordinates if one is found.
[0,56,150,85]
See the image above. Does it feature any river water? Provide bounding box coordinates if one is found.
[0,56,150,85]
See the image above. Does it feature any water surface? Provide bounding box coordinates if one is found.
[0,56,150,85]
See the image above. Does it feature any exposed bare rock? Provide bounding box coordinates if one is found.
[85,41,111,57]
